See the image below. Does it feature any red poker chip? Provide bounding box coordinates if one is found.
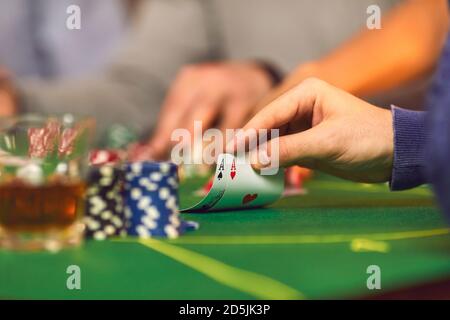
[89,149,121,166]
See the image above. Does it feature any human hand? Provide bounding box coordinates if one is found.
[232,78,394,183]
[0,69,17,117]
[133,61,273,161]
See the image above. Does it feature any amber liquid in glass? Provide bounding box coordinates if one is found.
[0,181,85,232]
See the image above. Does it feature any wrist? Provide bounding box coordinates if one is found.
[252,60,284,87]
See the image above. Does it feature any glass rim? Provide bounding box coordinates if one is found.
[0,113,95,131]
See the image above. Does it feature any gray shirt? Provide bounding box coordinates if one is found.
[18,0,398,138]
[0,0,126,79]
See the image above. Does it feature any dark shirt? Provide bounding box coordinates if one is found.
[391,24,450,222]
[426,22,450,221]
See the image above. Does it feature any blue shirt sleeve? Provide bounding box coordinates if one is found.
[425,21,450,221]
[390,106,429,190]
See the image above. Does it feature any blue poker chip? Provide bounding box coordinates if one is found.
[123,161,199,238]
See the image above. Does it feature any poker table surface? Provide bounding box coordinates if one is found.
[1,173,449,300]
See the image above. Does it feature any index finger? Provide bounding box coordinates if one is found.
[243,78,321,132]
[226,78,321,153]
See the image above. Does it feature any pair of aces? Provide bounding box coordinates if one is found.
[182,153,284,212]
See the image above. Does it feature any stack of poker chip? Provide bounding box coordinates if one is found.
[124,161,199,239]
[101,123,138,150]
[84,154,127,240]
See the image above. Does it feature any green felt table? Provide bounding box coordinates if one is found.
[1,174,449,299]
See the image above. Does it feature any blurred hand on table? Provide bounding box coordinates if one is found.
[130,61,274,161]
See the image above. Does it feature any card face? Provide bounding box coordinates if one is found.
[181,153,233,212]
[181,153,284,212]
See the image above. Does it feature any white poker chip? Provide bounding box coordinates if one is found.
[124,207,133,219]
[150,172,162,181]
[141,216,157,229]
[165,196,177,210]
[167,177,178,188]
[88,196,106,215]
[125,172,135,181]
[160,163,170,173]
[100,166,113,177]
[137,196,151,210]
[136,225,151,238]
[131,188,142,200]
[131,163,142,174]
[145,206,160,219]
[111,216,123,227]
[87,186,99,195]
[99,177,113,186]
[104,225,116,235]
[145,182,157,192]
[101,210,112,220]
[106,190,116,200]
[93,151,109,164]
[164,225,179,239]
[159,187,169,200]
[84,218,100,231]
[137,177,147,187]
[169,215,181,227]
[94,231,106,241]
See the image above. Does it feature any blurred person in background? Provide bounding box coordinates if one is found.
[0,0,131,116]
[256,0,448,110]
[0,0,398,143]
[0,0,128,80]
[145,0,441,159]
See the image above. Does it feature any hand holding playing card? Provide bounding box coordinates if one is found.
[234,78,394,183]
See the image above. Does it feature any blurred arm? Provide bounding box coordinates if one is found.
[261,0,450,105]
[16,0,211,138]
[0,69,16,116]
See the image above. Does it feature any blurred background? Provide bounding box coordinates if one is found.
[0,0,415,145]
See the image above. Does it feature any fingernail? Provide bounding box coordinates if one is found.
[250,150,269,170]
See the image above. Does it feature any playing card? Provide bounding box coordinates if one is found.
[182,153,284,212]
[181,153,233,212]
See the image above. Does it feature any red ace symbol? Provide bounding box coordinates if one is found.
[230,159,236,179]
